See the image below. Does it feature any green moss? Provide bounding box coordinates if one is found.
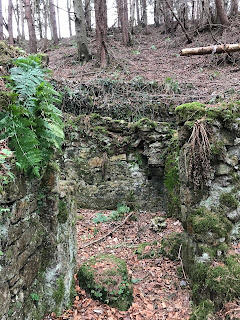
[210,140,225,156]
[219,192,238,210]
[77,254,133,311]
[134,118,157,130]
[190,300,214,320]
[160,233,183,260]
[52,277,65,305]
[57,199,68,224]
[187,207,231,240]
[133,241,158,259]
[90,113,102,120]
[94,126,108,133]
[175,102,206,123]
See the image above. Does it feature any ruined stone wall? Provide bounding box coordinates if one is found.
[63,114,174,211]
[0,165,77,320]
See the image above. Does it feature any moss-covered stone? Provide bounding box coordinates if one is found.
[0,41,25,67]
[219,192,239,210]
[77,254,133,311]
[186,207,232,243]
[160,232,184,260]
[57,199,68,224]
[52,277,65,305]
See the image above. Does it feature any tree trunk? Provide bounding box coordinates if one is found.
[20,0,25,39]
[117,0,131,45]
[23,0,37,53]
[36,0,43,39]
[8,0,14,45]
[0,0,3,40]
[49,0,58,44]
[180,43,240,56]
[43,0,48,50]
[230,0,238,16]
[73,0,91,62]
[67,0,72,37]
[140,0,147,28]
[94,0,109,67]
[13,0,21,42]
[129,0,136,33]
[56,0,61,38]
[154,0,161,27]
[135,0,140,25]
[215,0,229,25]
[85,0,91,31]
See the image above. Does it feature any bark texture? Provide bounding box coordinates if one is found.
[8,0,14,45]
[49,0,58,44]
[73,0,91,62]
[180,43,240,56]
[0,0,3,40]
[24,0,37,53]
[94,0,109,67]
[215,0,229,25]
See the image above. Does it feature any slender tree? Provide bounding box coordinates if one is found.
[117,0,131,45]
[20,0,25,40]
[140,0,147,28]
[73,0,91,62]
[23,0,37,53]
[13,0,21,41]
[67,0,73,37]
[129,0,136,32]
[230,0,238,16]
[94,0,109,67]
[49,0,58,44]
[56,0,61,38]
[0,0,3,40]
[8,0,14,45]
[215,0,229,25]
[85,0,91,31]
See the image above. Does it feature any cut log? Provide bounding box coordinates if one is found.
[180,43,240,56]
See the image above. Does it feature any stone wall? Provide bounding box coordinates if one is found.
[175,102,240,312]
[63,114,174,211]
[0,165,77,320]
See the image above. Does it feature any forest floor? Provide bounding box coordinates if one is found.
[47,21,240,107]
[44,24,240,319]
[47,209,191,320]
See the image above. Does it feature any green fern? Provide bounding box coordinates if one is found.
[0,55,64,178]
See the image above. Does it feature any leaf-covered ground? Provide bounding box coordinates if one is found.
[46,209,191,320]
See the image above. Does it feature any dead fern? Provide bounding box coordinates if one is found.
[186,119,211,190]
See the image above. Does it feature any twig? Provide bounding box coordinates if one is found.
[178,244,187,280]
[80,211,135,248]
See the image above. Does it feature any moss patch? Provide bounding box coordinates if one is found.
[190,299,214,320]
[52,277,65,305]
[57,199,68,224]
[219,192,239,210]
[77,254,133,311]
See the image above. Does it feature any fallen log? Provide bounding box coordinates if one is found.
[180,43,240,56]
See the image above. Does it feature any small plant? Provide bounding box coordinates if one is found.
[163,77,180,94]
[92,204,130,224]
[30,293,39,301]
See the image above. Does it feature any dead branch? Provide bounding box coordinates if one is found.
[80,211,135,248]
[180,43,240,56]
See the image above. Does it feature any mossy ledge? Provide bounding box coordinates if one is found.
[77,254,133,311]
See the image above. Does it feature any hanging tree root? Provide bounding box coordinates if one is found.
[186,119,211,190]
[80,211,135,248]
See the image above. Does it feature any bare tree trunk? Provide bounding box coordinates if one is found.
[140,0,147,28]
[43,0,48,50]
[73,0,91,62]
[0,0,3,40]
[85,0,91,31]
[49,0,58,44]
[20,0,25,39]
[230,0,238,16]
[129,0,136,32]
[56,0,61,38]
[67,0,72,37]
[24,0,37,53]
[36,0,43,39]
[8,0,14,45]
[117,0,131,45]
[181,43,240,56]
[94,0,109,67]
[136,0,140,25]
[13,0,21,41]
[154,0,161,27]
[215,0,229,25]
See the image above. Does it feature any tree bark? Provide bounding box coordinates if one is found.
[56,0,61,38]
[180,43,240,56]
[73,0,91,62]
[135,0,140,25]
[230,0,238,16]
[67,0,72,37]
[215,0,229,25]
[129,0,135,33]
[117,0,131,45]
[0,0,3,40]
[43,0,48,50]
[23,0,37,53]
[154,0,161,27]
[49,0,58,44]
[8,0,14,45]
[85,0,91,31]
[20,0,25,40]
[94,0,109,67]
[140,0,147,28]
